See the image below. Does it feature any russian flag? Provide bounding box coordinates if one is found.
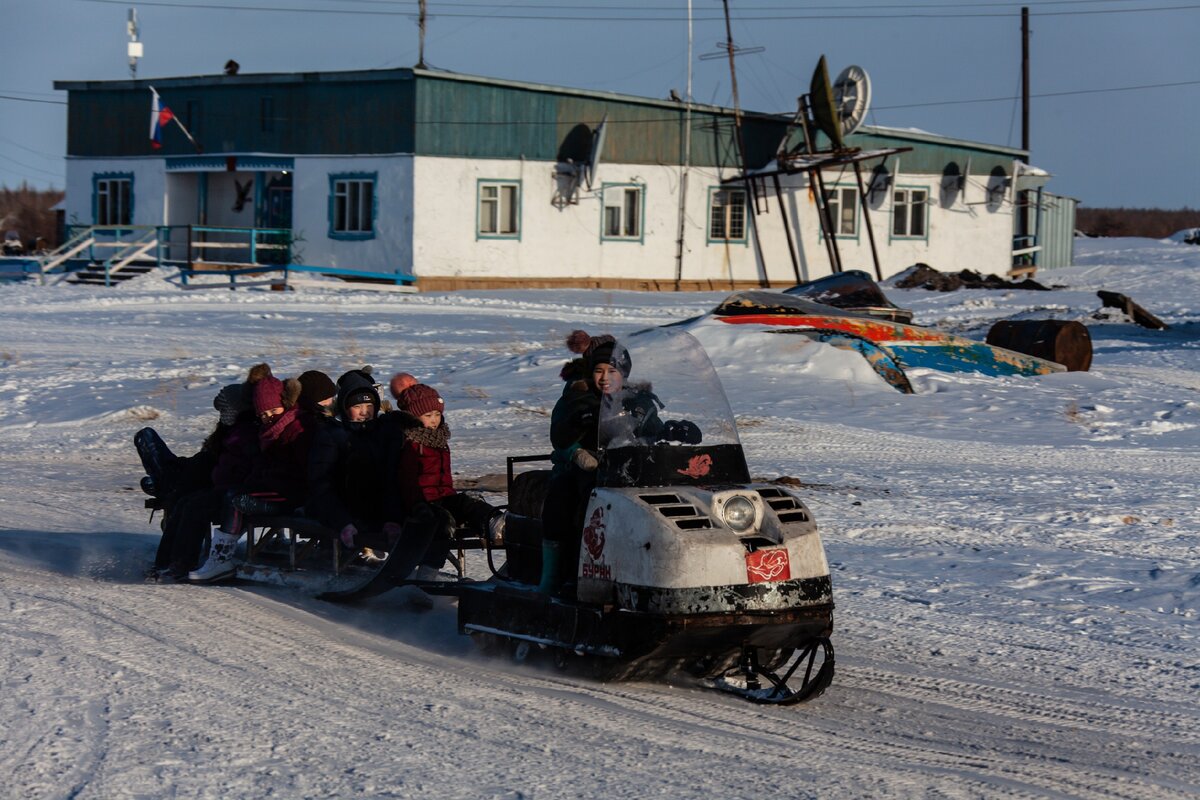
[150,88,174,149]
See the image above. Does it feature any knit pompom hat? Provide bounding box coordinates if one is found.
[213,383,247,426]
[400,384,444,418]
[253,374,285,414]
[389,372,418,401]
[297,370,336,409]
[567,329,631,378]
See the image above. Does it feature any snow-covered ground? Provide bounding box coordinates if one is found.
[1,238,1197,799]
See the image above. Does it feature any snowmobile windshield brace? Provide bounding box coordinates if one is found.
[596,328,750,489]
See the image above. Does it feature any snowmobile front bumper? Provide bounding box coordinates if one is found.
[457,581,833,676]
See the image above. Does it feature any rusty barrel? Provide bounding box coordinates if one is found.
[985,320,1092,371]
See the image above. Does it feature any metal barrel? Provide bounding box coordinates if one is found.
[985,320,1093,372]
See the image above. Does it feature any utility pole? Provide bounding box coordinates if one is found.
[1021,6,1030,152]
[417,0,427,68]
[674,0,693,289]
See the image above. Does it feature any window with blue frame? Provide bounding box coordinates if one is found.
[708,187,747,243]
[94,174,133,225]
[329,174,376,239]
[601,183,643,242]
[892,187,929,238]
[477,180,520,239]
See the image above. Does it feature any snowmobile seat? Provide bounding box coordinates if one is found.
[502,460,553,584]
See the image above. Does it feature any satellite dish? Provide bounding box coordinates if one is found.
[809,56,844,151]
[585,113,608,190]
[832,65,871,137]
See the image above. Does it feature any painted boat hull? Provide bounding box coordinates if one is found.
[719,313,1066,378]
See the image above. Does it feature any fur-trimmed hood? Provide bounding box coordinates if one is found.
[281,377,302,410]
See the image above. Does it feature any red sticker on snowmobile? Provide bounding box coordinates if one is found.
[676,454,712,479]
[583,507,606,561]
[745,548,791,583]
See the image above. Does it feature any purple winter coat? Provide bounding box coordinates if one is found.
[210,417,259,490]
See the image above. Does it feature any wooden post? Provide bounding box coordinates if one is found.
[852,160,884,281]
[772,174,801,283]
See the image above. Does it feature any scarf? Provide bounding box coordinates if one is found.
[404,421,451,451]
[259,406,300,449]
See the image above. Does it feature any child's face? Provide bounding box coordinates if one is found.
[346,402,375,422]
[258,406,285,424]
[592,363,624,395]
[419,410,442,429]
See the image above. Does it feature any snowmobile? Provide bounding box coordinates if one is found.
[456,328,835,704]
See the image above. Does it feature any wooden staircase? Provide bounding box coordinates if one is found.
[59,230,160,286]
[66,260,157,286]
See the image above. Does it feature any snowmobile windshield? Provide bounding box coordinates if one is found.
[596,328,750,488]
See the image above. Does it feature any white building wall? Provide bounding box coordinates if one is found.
[290,155,413,275]
[204,172,257,229]
[63,157,166,228]
[411,156,1016,284]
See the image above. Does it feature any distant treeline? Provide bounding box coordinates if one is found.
[1076,207,1200,239]
[0,185,64,250]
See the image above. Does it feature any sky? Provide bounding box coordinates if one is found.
[1,0,1197,209]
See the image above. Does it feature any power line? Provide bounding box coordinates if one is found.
[875,78,1200,110]
[0,94,67,106]
[73,0,1200,20]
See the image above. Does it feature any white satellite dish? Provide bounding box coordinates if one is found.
[585,113,608,190]
[831,65,871,137]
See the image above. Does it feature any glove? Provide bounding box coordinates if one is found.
[572,448,599,471]
[339,523,358,548]
[662,419,702,444]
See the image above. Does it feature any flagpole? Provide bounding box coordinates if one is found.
[171,116,203,154]
[150,85,203,154]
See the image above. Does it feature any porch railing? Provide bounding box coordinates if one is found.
[37,224,415,291]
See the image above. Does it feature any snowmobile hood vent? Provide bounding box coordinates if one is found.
[756,487,811,525]
[638,493,713,530]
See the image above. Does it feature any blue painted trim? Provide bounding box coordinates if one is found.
[476,179,522,241]
[91,172,134,225]
[286,263,416,284]
[705,185,749,247]
[599,182,646,244]
[166,156,294,172]
[328,172,378,241]
[889,184,931,243]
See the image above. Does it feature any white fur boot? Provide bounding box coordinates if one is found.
[188,529,241,584]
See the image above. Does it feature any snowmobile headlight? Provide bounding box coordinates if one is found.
[722,495,756,532]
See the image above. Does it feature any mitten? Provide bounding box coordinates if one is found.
[572,448,599,471]
[662,419,702,444]
[339,523,358,548]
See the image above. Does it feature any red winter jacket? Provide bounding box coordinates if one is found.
[396,424,454,511]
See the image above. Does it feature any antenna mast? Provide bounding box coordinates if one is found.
[417,0,427,68]
[674,0,693,288]
[720,0,746,169]
[127,8,143,79]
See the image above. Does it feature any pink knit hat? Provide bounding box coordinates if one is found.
[252,375,285,414]
[400,384,444,418]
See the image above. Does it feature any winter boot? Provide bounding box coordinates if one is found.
[536,540,560,595]
[188,529,241,584]
[134,428,178,494]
